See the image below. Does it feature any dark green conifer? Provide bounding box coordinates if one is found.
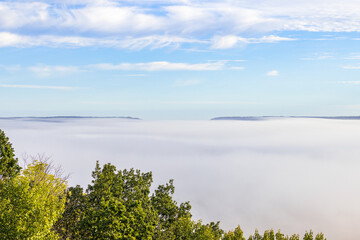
[0,129,20,179]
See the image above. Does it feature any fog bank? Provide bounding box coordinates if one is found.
[1,118,360,239]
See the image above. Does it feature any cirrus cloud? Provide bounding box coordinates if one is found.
[0,0,359,49]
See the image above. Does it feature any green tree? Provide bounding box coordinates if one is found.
[289,234,299,240]
[151,179,193,239]
[0,129,20,179]
[263,230,271,240]
[276,230,285,240]
[222,225,245,240]
[54,185,86,239]
[0,160,67,239]
[253,229,262,240]
[192,220,219,240]
[314,233,326,240]
[78,161,158,239]
[303,230,313,240]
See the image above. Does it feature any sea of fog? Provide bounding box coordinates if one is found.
[1,117,360,239]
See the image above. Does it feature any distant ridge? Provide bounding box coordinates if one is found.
[0,116,141,121]
[211,116,360,121]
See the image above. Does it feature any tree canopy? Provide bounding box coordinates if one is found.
[0,129,20,179]
[0,160,67,239]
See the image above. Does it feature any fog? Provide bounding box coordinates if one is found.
[1,117,360,239]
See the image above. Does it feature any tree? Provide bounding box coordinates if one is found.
[191,221,215,240]
[151,179,193,239]
[54,185,86,239]
[222,225,245,240]
[0,160,67,239]
[251,229,262,240]
[263,230,271,240]
[289,234,300,240]
[269,229,275,240]
[314,233,326,240]
[77,161,158,239]
[276,230,285,240]
[0,129,20,179]
[303,230,314,240]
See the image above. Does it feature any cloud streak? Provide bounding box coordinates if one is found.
[0,61,244,76]
[211,35,295,49]
[28,65,80,77]
[90,61,226,71]
[0,84,76,90]
[0,32,201,49]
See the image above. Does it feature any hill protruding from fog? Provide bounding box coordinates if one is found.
[211,116,360,121]
[0,116,141,122]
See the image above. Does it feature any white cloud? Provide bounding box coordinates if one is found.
[0,0,359,49]
[300,52,335,61]
[211,35,295,49]
[266,70,279,76]
[0,84,75,90]
[252,35,295,43]
[0,32,202,49]
[0,32,26,47]
[113,35,205,50]
[63,5,166,34]
[2,60,244,75]
[343,65,360,70]
[0,2,51,29]
[211,35,247,49]
[90,61,226,71]
[124,74,148,77]
[28,65,80,77]
[0,32,93,47]
[0,32,294,50]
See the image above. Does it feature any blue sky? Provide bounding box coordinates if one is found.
[1,0,360,119]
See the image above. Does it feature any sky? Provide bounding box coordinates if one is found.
[1,0,360,119]
[2,117,360,239]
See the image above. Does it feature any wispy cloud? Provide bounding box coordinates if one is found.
[3,61,243,75]
[124,74,148,77]
[301,52,335,61]
[211,35,295,49]
[0,32,200,49]
[343,65,360,70]
[28,65,80,77]
[0,84,76,90]
[1,0,358,49]
[89,61,226,71]
[266,70,279,76]
[5,0,360,34]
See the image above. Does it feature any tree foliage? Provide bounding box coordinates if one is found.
[0,160,67,239]
[223,225,246,240]
[0,130,20,179]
